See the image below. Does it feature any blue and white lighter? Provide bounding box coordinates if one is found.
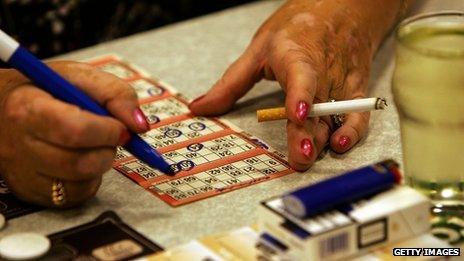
[283,159,402,218]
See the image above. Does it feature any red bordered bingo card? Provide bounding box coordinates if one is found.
[86,55,294,206]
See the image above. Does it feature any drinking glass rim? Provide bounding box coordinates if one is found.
[396,11,464,58]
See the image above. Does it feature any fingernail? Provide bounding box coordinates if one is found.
[190,95,206,105]
[296,101,309,122]
[133,108,150,130]
[300,138,313,157]
[118,129,131,145]
[339,136,350,148]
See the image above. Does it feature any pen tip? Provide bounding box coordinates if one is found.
[164,167,176,176]
[158,162,176,176]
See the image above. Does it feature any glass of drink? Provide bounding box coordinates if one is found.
[392,12,464,215]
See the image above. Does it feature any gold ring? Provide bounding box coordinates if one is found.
[52,179,66,206]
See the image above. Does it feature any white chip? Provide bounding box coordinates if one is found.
[0,233,50,260]
[0,214,5,230]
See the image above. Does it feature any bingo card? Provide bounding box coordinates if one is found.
[87,55,294,206]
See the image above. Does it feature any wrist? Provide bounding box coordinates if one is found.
[342,0,406,51]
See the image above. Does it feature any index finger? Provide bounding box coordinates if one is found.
[189,44,264,116]
[48,61,148,133]
[284,60,319,125]
[13,86,128,148]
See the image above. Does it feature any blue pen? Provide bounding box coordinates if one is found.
[0,30,173,175]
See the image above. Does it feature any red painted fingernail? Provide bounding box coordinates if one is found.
[190,94,206,105]
[133,108,150,130]
[118,129,131,145]
[339,136,350,148]
[300,138,313,157]
[296,101,309,122]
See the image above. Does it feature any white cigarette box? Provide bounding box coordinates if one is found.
[257,233,452,261]
[258,186,431,260]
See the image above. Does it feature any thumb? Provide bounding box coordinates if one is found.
[189,46,263,116]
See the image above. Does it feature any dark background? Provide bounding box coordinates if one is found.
[0,0,257,59]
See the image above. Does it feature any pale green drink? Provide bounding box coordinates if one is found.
[392,12,464,210]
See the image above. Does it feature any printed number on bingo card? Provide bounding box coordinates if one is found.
[130,79,164,99]
[140,117,225,149]
[152,154,289,202]
[161,134,256,167]
[140,98,190,124]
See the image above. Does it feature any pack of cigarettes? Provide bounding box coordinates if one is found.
[257,232,453,261]
[258,186,431,260]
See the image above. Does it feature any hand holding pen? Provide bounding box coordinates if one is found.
[0,30,172,208]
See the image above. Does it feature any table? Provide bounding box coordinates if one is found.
[1,0,462,248]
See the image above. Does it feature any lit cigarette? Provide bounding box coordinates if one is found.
[257,97,387,122]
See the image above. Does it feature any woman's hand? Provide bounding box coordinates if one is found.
[0,61,149,208]
[189,0,403,171]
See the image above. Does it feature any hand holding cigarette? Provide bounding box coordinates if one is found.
[257,98,387,122]
[189,0,404,171]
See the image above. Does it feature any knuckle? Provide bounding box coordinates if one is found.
[3,90,28,123]
[65,122,88,146]
[301,42,326,67]
[101,78,137,105]
[126,86,138,100]
[77,150,114,177]
[61,111,94,146]
[329,69,346,93]
[3,103,24,125]
[116,83,137,100]
[76,157,100,177]
[104,121,124,146]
